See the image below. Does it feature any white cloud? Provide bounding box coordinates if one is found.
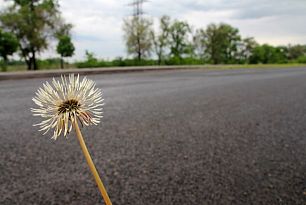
[178,0,306,46]
[57,0,128,60]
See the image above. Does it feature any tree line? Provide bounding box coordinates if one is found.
[123,15,306,65]
[1,2,306,71]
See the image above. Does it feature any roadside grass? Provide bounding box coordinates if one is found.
[4,65,27,72]
[4,63,76,72]
[2,63,306,73]
[184,64,306,70]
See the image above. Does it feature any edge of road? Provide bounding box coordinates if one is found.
[1,65,306,81]
[0,66,199,81]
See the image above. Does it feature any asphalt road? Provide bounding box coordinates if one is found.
[1,68,306,205]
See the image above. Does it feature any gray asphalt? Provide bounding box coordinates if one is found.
[1,68,306,205]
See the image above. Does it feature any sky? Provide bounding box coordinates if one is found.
[1,0,306,60]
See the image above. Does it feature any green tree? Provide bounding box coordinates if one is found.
[206,24,221,64]
[123,16,153,62]
[151,15,171,65]
[287,44,306,61]
[193,28,207,61]
[56,35,75,69]
[275,46,289,63]
[237,37,258,63]
[222,24,241,63]
[249,44,287,64]
[0,29,19,71]
[55,22,73,39]
[168,19,191,61]
[198,23,241,64]
[0,0,68,70]
[84,50,98,67]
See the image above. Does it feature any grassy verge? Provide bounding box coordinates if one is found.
[1,63,306,73]
[5,63,76,72]
[187,64,306,70]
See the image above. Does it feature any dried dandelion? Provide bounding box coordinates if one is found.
[31,74,112,205]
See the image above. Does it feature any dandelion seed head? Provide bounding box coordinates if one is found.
[31,74,104,140]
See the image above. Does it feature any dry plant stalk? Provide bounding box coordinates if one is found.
[31,74,112,205]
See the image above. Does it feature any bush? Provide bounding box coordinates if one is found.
[75,59,113,68]
[297,56,306,64]
[165,57,204,65]
[37,58,62,69]
[76,57,158,68]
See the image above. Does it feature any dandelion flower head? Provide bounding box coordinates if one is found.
[31,74,104,140]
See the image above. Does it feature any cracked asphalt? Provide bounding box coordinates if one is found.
[1,68,306,205]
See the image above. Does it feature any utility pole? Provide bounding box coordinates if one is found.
[128,0,148,17]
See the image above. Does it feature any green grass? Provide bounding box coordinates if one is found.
[190,63,306,70]
[1,63,306,73]
[3,63,75,72]
[3,65,27,72]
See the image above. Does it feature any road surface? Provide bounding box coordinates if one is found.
[1,68,306,204]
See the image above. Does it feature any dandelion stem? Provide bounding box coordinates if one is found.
[74,120,112,205]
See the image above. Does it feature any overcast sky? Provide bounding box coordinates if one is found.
[1,0,306,60]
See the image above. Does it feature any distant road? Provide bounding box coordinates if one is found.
[1,68,306,204]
